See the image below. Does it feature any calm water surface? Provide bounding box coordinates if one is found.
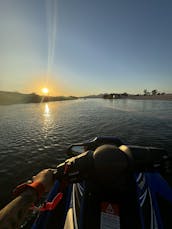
[0,99,172,207]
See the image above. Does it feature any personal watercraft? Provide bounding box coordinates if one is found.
[32,136,172,229]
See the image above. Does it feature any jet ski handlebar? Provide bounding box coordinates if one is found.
[53,144,172,183]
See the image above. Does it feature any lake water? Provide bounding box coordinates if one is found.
[0,98,172,207]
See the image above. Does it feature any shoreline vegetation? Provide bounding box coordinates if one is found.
[122,94,172,101]
[102,90,172,100]
[0,91,77,105]
[0,91,172,105]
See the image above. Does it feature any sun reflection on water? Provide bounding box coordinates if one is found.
[42,103,52,139]
[44,103,50,116]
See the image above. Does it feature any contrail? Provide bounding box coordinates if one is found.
[45,0,57,84]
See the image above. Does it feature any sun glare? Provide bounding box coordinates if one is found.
[42,87,49,94]
[44,103,50,115]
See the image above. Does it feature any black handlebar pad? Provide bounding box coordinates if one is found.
[54,144,171,184]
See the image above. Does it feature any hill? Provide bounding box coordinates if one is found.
[0,91,77,105]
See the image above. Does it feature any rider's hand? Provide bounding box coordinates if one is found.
[32,169,55,192]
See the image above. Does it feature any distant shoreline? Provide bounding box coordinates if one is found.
[0,91,78,105]
[82,94,172,101]
[126,94,172,101]
[0,91,172,105]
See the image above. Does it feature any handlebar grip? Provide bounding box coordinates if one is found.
[54,151,94,182]
[128,146,171,173]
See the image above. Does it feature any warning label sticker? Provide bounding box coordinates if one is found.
[100,202,120,229]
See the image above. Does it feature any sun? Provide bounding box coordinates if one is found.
[42,87,49,95]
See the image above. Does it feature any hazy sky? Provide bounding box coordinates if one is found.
[0,0,172,96]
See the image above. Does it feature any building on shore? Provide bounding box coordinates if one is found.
[103,93,128,99]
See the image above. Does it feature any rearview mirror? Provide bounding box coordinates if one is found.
[71,145,86,154]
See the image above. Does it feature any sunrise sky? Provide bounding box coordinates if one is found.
[0,0,172,96]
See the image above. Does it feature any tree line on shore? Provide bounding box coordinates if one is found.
[143,89,165,96]
[0,89,168,104]
[103,89,166,99]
